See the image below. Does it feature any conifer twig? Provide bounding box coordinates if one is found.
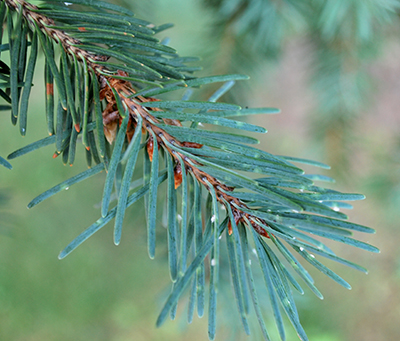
[1,1,379,340]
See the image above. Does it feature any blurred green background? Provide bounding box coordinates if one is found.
[1,0,400,340]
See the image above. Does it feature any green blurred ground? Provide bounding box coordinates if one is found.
[1,1,400,340]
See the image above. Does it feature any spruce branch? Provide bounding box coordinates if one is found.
[0,1,379,340]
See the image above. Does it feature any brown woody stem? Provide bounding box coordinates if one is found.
[4,0,272,238]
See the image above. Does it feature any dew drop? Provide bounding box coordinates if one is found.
[177,214,182,222]
[211,215,216,223]
[333,207,340,212]
[65,187,69,190]
[211,259,216,266]
[252,248,257,255]
[249,259,252,265]
[299,247,304,251]
[310,254,315,258]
